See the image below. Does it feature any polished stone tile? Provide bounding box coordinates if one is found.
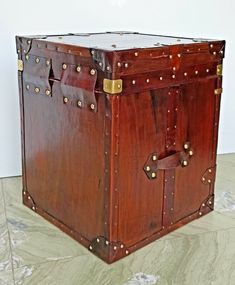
[5,203,88,269]
[13,228,235,285]
[1,177,22,206]
[0,271,14,285]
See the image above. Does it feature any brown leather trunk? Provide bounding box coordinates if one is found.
[16,32,225,263]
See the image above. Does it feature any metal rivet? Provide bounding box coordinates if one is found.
[152,155,157,161]
[96,238,100,243]
[189,150,193,156]
[124,63,129,68]
[106,66,110,71]
[63,97,68,103]
[208,179,211,183]
[120,244,124,249]
[132,80,136,85]
[220,50,224,55]
[25,54,30,60]
[206,69,210,73]
[195,70,198,75]
[34,87,40,93]
[23,191,26,195]
[213,51,217,55]
[173,67,176,71]
[160,77,163,81]
[169,55,173,59]
[184,143,189,150]
[182,160,188,166]
[202,177,206,182]
[125,250,129,255]
[146,78,150,83]
[210,44,214,48]
[99,62,102,67]
[62,63,67,70]
[208,169,212,173]
[208,201,212,205]
[117,62,121,67]
[27,40,31,45]
[134,52,138,56]
[151,172,156,178]
[199,212,202,216]
[184,72,187,76]
[113,246,117,251]
[27,196,31,200]
[46,60,50,66]
[89,246,93,250]
[35,58,40,63]
[77,100,82,107]
[17,49,20,53]
[90,69,96,75]
[91,50,95,55]
[146,166,151,172]
[202,203,205,207]
[23,49,26,53]
[172,74,176,79]
[90,104,95,110]
[45,89,51,96]
[26,84,30,90]
[32,206,35,211]
[105,241,109,245]
[167,110,170,113]
[117,84,121,89]
[178,54,181,58]
[76,66,81,72]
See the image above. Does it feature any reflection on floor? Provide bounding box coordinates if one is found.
[0,154,235,285]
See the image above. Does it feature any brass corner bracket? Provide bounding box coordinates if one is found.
[216,64,223,76]
[103,78,122,94]
[18,59,24,71]
[214,88,223,95]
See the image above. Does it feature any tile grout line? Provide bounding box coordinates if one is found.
[1,179,16,285]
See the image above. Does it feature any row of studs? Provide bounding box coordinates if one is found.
[199,199,213,216]
[25,84,51,96]
[63,97,96,110]
[201,168,213,184]
[23,191,36,211]
[89,238,129,255]
[62,63,97,76]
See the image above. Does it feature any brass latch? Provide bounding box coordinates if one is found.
[216,64,223,76]
[103,78,122,94]
[18,59,24,71]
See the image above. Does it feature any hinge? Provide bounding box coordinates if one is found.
[103,78,122,94]
[214,88,223,95]
[216,64,223,76]
[18,59,24,71]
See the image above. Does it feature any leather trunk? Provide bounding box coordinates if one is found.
[16,32,225,263]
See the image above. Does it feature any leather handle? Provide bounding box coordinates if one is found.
[157,151,185,170]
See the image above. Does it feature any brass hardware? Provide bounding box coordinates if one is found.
[159,77,163,80]
[125,250,129,255]
[195,70,198,75]
[184,143,189,150]
[132,80,136,85]
[202,177,206,182]
[208,179,211,183]
[214,88,223,95]
[184,72,187,77]
[117,62,121,67]
[76,66,81,72]
[34,87,40,93]
[90,69,96,75]
[35,58,40,64]
[103,78,123,94]
[89,246,93,250]
[90,103,95,110]
[25,54,30,60]
[18,59,23,71]
[62,63,67,70]
[124,63,128,68]
[32,206,36,211]
[120,244,124,248]
[113,246,117,251]
[208,201,212,205]
[208,169,212,173]
[63,97,68,103]
[146,79,150,83]
[106,66,110,71]
[202,203,205,207]
[96,238,100,243]
[105,241,109,245]
[146,166,151,172]
[26,84,30,90]
[46,60,50,66]
[216,64,223,76]
[151,172,156,178]
[27,40,31,45]
[77,100,82,107]
[182,160,188,166]
[45,89,51,96]
[134,52,138,56]
[152,155,157,161]
[189,150,194,156]
[199,212,202,216]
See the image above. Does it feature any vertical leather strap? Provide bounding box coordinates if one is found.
[162,87,181,228]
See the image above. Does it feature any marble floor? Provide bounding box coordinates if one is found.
[0,154,235,285]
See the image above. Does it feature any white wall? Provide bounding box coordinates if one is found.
[0,0,234,177]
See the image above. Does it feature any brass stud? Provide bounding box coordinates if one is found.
[26,84,30,90]
[184,72,187,77]
[125,250,129,255]
[210,44,214,48]
[169,55,173,59]
[117,62,121,67]
[27,40,31,45]
[202,177,206,182]
[208,179,211,183]
[106,66,110,71]
[132,80,136,85]
[90,69,96,75]
[46,60,50,66]
[152,155,157,161]
[76,66,81,72]
[202,203,205,207]
[89,245,93,250]
[17,49,20,53]
[159,76,163,81]
[23,191,26,195]
[34,87,40,93]
[32,206,35,211]
[120,244,124,249]
[99,62,102,67]
[177,54,181,58]
[117,84,121,89]
[172,74,176,79]
[199,212,202,216]
[134,52,138,56]
[77,100,82,107]
[206,69,210,73]
[91,50,95,55]
[90,103,95,110]
[35,58,40,63]
[213,51,217,55]
[208,201,212,205]
[208,169,212,173]
[124,63,129,68]
[62,63,67,70]
[45,89,51,96]
[151,172,156,178]
[113,246,117,251]
[63,97,68,103]
[184,143,189,150]
[96,238,100,243]
[105,241,109,245]
[173,67,176,71]
[146,166,151,172]
[146,79,150,83]
[195,70,198,75]
[25,54,30,60]
[182,160,188,166]
[189,150,193,156]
